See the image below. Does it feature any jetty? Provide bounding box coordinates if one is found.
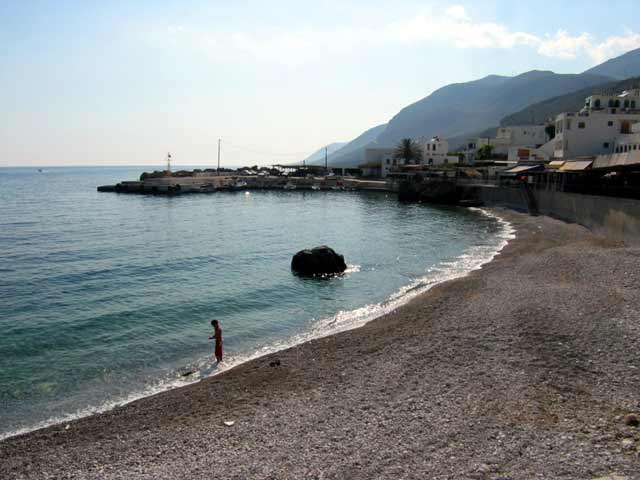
[97,172,392,195]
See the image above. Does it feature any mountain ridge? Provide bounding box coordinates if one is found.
[583,47,640,79]
[321,47,640,167]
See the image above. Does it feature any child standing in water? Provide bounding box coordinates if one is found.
[209,319,223,364]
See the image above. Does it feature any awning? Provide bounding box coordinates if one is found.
[593,152,640,170]
[461,168,482,177]
[559,160,593,172]
[502,165,541,174]
[548,160,566,169]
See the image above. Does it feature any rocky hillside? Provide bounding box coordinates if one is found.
[583,47,640,79]
[501,76,640,126]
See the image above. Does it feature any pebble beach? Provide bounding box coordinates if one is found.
[2,210,640,479]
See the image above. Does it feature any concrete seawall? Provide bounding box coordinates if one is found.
[476,185,640,245]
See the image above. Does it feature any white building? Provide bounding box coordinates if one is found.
[614,121,640,152]
[362,148,395,177]
[583,88,640,112]
[493,126,548,155]
[419,136,459,166]
[507,145,550,162]
[465,125,548,162]
[553,89,640,160]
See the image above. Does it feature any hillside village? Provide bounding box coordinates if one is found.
[361,86,640,184]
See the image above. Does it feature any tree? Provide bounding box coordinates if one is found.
[393,138,423,165]
[545,123,556,140]
[476,144,494,160]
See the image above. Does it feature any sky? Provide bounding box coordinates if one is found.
[2,0,640,167]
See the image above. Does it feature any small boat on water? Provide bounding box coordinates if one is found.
[228,180,248,192]
[283,182,297,190]
[311,184,321,191]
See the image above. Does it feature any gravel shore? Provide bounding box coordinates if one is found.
[2,211,640,479]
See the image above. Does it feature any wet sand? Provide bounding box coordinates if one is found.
[2,211,640,479]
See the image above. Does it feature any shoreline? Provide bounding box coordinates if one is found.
[2,210,640,478]
[0,206,514,443]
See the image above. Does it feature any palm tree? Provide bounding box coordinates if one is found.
[393,138,423,165]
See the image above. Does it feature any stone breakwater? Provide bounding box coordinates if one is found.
[2,211,639,479]
[97,174,393,195]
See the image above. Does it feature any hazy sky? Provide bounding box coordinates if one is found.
[3,0,640,167]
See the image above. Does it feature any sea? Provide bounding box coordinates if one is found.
[0,166,514,439]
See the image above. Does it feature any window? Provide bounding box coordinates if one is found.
[624,100,630,108]
[632,101,637,109]
[634,145,638,150]
[578,122,585,129]
[386,158,390,165]
[614,100,620,108]
[594,99,601,108]
[566,119,572,130]
[608,121,614,127]
[604,142,610,149]
[428,158,433,165]
[621,121,631,134]
[608,99,615,108]
[443,158,448,164]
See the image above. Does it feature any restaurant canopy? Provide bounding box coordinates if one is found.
[592,152,640,170]
[559,160,593,172]
[502,165,543,174]
[548,160,566,169]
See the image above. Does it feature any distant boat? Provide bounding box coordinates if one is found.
[37,169,43,173]
[228,180,248,192]
[283,182,297,190]
[200,183,217,193]
[311,184,321,191]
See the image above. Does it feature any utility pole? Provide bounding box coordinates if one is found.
[324,146,328,173]
[217,138,221,175]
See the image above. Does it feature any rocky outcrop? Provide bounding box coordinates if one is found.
[291,246,347,276]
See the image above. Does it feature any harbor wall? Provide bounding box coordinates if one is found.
[476,185,640,245]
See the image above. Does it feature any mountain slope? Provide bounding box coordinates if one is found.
[328,123,387,167]
[301,142,347,165]
[501,76,640,126]
[324,47,640,167]
[583,48,640,79]
[375,71,611,145]
[330,71,611,166]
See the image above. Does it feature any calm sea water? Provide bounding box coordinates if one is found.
[0,167,512,438]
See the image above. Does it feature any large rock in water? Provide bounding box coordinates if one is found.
[291,246,347,276]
